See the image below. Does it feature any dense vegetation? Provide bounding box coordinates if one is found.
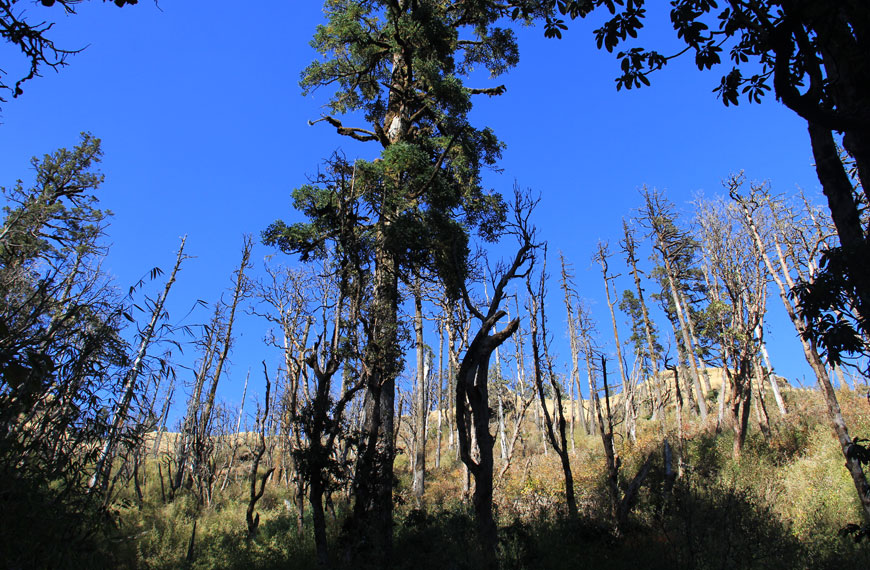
[2,1,869,569]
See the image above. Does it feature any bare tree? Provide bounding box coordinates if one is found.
[89,235,188,494]
[246,363,275,540]
[526,247,578,519]
[695,195,768,458]
[641,188,708,420]
[559,252,589,440]
[496,304,537,483]
[455,190,539,560]
[595,241,637,444]
[253,262,314,534]
[731,176,870,522]
[198,236,253,446]
[410,276,433,508]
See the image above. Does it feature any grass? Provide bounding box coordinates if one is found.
[8,386,870,569]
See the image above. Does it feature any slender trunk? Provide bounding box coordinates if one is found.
[622,223,664,421]
[221,369,251,492]
[495,350,508,461]
[679,286,713,395]
[595,357,622,534]
[560,253,587,442]
[527,264,578,519]
[752,356,771,439]
[246,365,274,540]
[662,255,708,420]
[151,382,175,457]
[833,363,854,391]
[90,236,187,492]
[412,283,427,508]
[436,321,444,469]
[596,243,636,444]
[200,237,253,441]
[173,306,221,491]
[755,323,787,415]
[667,364,685,477]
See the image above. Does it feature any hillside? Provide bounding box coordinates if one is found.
[90,384,870,569]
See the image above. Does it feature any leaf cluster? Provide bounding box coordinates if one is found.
[793,244,870,372]
[0,134,136,566]
[541,0,868,118]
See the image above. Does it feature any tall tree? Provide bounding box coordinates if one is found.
[594,241,636,443]
[641,187,709,420]
[252,262,313,534]
[620,219,663,422]
[410,276,433,508]
[455,191,539,560]
[0,134,129,565]
[265,1,548,557]
[526,247,578,519]
[89,234,187,494]
[558,252,588,439]
[695,195,768,458]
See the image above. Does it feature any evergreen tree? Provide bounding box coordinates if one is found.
[0,134,128,566]
[264,0,548,558]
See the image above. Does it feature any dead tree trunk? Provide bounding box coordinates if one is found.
[526,252,578,519]
[173,305,222,493]
[411,280,429,508]
[560,252,589,441]
[456,198,537,561]
[247,364,275,540]
[595,242,637,444]
[199,236,253,446]
[733,182,870,522]
[622,221,664,422]
[90,235,187,493]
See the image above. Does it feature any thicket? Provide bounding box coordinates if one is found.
[97,387,869,570]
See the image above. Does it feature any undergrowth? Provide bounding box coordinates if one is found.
[11,388,870,569]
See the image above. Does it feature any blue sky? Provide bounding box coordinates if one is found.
[0,2,830,425]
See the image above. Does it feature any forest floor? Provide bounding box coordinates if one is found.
[42,386,870,569]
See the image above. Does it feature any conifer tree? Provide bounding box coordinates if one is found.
[264,0,548,557]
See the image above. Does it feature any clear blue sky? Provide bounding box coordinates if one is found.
[0,2,828,425]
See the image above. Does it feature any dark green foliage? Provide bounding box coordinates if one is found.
[847,438,870,467]
[267,0,547,300]
[541,1,865,113]
[620,289,661,358]
[0,134,130,568]
[793,244,870,373]
[543,0,870,383]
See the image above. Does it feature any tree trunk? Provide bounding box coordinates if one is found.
[350,244,399,560]
[596,242,636,444]
[735,190,870,521]
[199,237,252,443]
[527,259,578,519]
[622,222,664,422]
[808,123,870,323]
[412,282,428,508]
[90,235,187,493]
